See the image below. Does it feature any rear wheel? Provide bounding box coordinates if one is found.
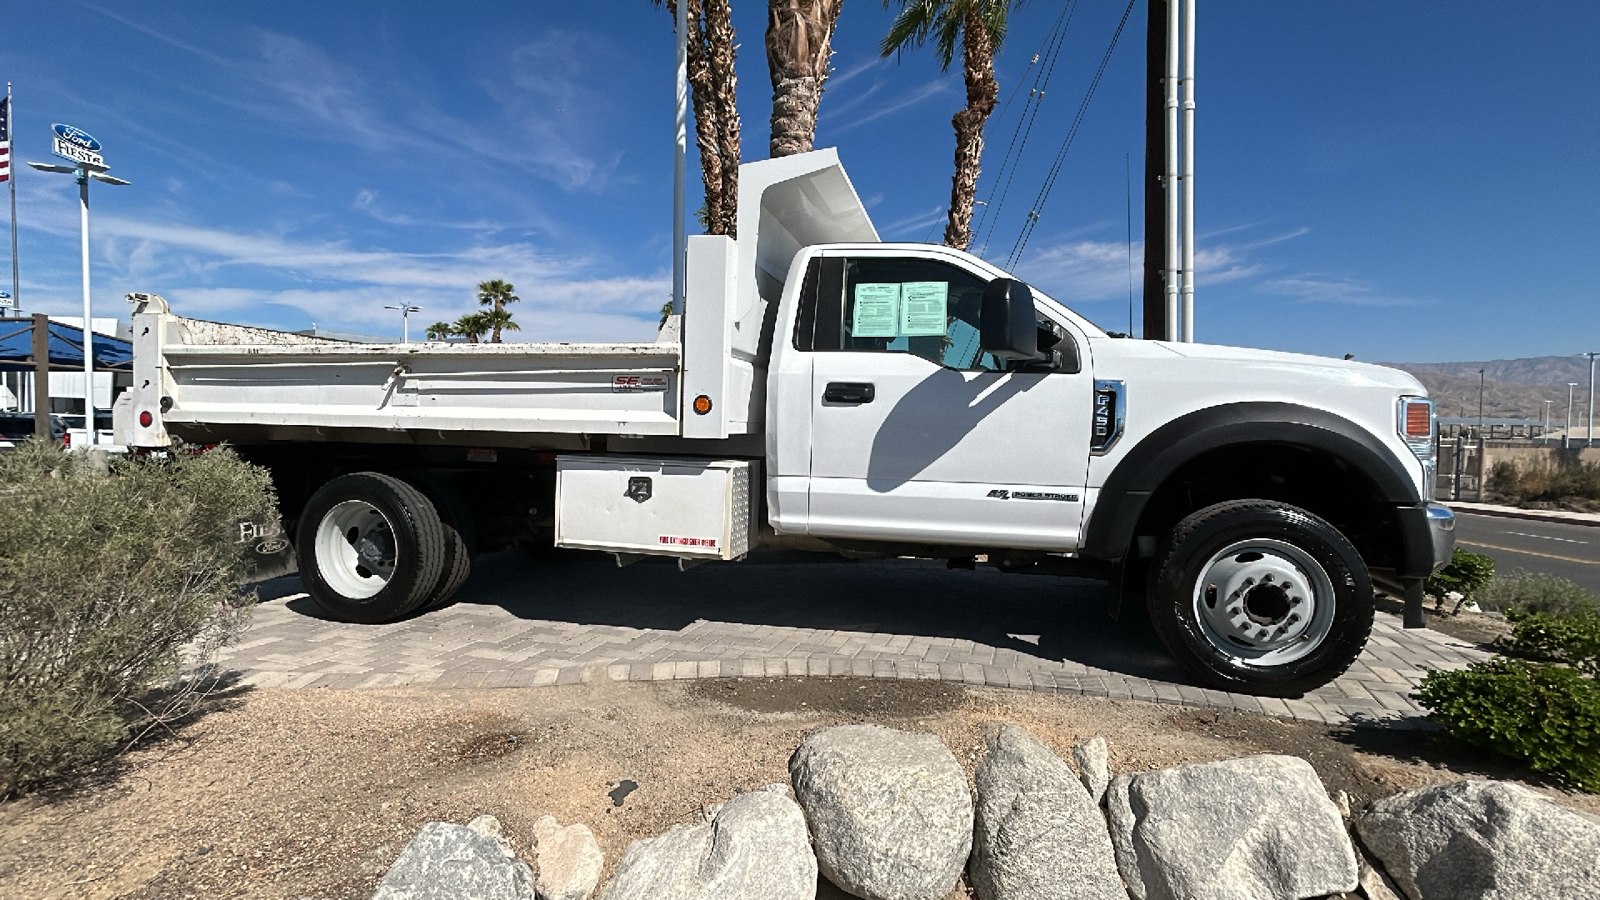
[297,473,447,623]
[1146,500,1373,697]
[414,477,476,610]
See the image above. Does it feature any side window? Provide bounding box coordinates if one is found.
[844,257,1000,371]
[794,256,1002,371]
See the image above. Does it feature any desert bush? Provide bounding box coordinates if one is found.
[1424,548,1495,604]
[0,441,276,795]
[1474,571,1600,619]
[1488,457,1600,504]
[1499,611,1600,678]
[1416,657,1600,792]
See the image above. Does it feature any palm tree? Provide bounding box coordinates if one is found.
[881,0,1026,250]
[655,1,741,236]
[767,1,845,158]
[481,308,521,342]
[476,279,519,343]
[452,312,491,344]
[424,321,454,342]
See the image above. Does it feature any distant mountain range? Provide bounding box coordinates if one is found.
[1379,356,1597,423]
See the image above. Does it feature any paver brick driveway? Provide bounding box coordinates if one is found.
[221,550,1488,726]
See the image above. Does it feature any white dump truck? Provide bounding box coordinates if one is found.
[116,150,1454,697]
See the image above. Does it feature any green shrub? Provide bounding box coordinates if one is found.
[1416,658,1600,792]
[1475,572,1600,619]
[1500,611,1600,678]
[0,441,276,795]
[1425,548,1496,601]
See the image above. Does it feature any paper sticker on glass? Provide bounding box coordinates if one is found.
[852,283,901,338]
[899,281,949,336]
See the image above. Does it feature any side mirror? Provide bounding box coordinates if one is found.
[980,278,1040,361]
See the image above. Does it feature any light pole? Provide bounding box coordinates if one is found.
[1585,351,1597,447]
[1566,383,1578,450]
[1477,368,1485,436]
[384,304,423,344]
[28,153,129,445]
[1543,399,1554,444]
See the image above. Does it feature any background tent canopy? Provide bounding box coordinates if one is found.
[0,319,134,372]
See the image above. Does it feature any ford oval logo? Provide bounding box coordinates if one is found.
[52,124,101,152]
[255,538,290,555]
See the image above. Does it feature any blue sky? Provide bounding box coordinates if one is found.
[1,1,1594,362]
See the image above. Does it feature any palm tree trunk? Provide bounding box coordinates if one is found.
[491,298,503,343]
[944,5,998,251]
[702,0,741,237]
[678,0,724,234]
[767,1,843,160]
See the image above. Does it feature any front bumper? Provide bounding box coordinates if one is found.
[1424,503,1456,571]
[1393,503,1457,578]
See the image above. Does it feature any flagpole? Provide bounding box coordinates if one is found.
[7,82,18,317]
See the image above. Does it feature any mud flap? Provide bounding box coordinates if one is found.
[236,517,297,583]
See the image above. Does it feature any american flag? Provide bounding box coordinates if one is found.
[0,96,10,183]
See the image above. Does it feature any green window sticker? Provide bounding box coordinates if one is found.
[900,281,949,336]
[852,283,901,338]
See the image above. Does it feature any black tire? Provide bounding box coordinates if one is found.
[296,472,447,623]
[1145,499,1374,697]
[413,477,476,610]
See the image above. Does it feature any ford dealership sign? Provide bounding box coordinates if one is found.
[51,123,106,168]
[53,124,102,152]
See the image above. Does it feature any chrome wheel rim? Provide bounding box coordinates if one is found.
[315,500,397,599]
[1192,538,1336,666]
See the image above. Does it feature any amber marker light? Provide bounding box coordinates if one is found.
[693,395,713,415]
[1404,401,1432,437]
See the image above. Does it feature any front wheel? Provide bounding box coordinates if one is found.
[1146,500,1374,697]
[296,473,447,623]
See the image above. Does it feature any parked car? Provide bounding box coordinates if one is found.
[0,412,70,449]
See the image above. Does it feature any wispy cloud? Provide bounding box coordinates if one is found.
[1018,229,1281,304]
[825,79,953,134]
[1260,274,1427,307]
[23,207,670,338]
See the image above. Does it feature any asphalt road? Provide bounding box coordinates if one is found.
[1453,512,1600,594]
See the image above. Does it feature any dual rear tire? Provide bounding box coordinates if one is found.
[296,472,475,623]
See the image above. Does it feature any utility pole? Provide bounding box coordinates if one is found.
[1140,0,1168,339]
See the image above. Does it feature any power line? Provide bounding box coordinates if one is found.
[971,1,1077,251]
[1005,0,1138,271]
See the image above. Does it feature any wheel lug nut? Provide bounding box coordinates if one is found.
[1289,613,1301,623]
[1291,597,1302,606]
[1262,574,1274,583]
[1243,578,1255,587]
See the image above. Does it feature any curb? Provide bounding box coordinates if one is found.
[1444,501,1600,528]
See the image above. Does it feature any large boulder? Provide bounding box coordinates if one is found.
[372,818,536,900]
[970,724,1128,900]
[1106,755,1356,900]
[1355,780,1600,900]
[531,816,603,900]
[598,784,815,900]
[789,724,973,900]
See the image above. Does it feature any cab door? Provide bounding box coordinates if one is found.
[797,252,1093,550]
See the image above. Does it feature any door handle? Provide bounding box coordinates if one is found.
[823,382,875,404]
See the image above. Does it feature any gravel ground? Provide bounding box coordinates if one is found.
[1,677,1593,900]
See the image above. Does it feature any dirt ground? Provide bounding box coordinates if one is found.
[2,676,1594,900]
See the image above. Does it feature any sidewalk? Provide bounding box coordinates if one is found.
[1445,500,1600,527]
